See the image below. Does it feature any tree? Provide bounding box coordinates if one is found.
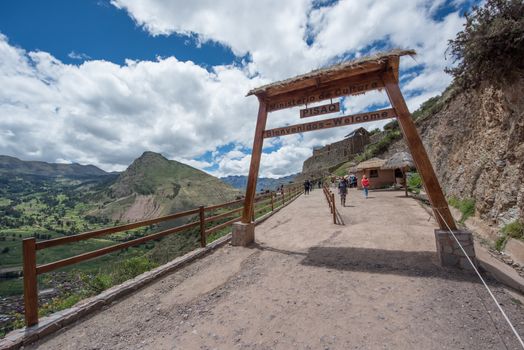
[446,0,524,88]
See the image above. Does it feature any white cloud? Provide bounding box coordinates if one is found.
[0,1,469,177]
[0,34,263,171]
[68,51,91,60]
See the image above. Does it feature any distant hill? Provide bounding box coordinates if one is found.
[221,174,297,192]
[0,155,110,178]
[95,152,241,222]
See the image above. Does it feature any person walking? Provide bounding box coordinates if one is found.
[338,176,349,206]
[303,179,310,195]
[349,174,357,188]
[361,175,370,199]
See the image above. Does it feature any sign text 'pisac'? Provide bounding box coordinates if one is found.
[300,102,340,118]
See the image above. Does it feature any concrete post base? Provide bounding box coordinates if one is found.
[434,229,477,270]
[232,222,255,246]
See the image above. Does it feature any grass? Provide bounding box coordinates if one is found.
[354,130,402,163]
[448,197,476,224]
[0,278,24,297]
[332,161,353,177]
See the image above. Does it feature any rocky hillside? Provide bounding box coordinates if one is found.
[413,81,523,226]
[0,155,110,178]
[95,152,241,222]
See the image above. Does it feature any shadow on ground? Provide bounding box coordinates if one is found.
[255,243,481,283]
[304,246,483,282]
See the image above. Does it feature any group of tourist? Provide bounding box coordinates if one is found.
[303,175,370,205]
[302,179,319,195]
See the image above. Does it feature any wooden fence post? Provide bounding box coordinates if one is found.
[331,193,336,224]
[199,206,206,247]
[282,189,285,206]
[23,237,38,326]
[270,192,274,211]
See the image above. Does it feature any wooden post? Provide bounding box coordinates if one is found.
[282,188,285,206]
[270,192,274,211]
[331,193,336,224]
[23,237,38,326]
[242,98,268,223]
[403,167,408,198]
[382,69,456,230]
[199,206,206,247]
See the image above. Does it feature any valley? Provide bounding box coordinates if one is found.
[0,153,242,336]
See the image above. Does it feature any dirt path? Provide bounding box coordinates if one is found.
[30,188,524,349]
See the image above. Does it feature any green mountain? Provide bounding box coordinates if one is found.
[0,155,110,178]
[95,151,241,222]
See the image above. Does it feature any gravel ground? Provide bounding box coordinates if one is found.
[28,189,524,350]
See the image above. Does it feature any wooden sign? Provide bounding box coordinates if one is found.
[300,102,340,118]
[264,108,395,138]
[267,78,383,112]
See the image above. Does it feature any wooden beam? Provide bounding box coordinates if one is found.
[263,62,385,97]
[266,73,385,112]
[382,70,456,230]
[264,108,396,138]
[241,98,268,223]
[37,221,201,274]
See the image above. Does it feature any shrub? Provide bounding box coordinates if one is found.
[449,197,476,223]
[407,172,422,192]
[39,294,83,317]
[495,235,508,251]
[495,220,524,251]
[502,220,524,240]
[111,256,158,285]
[446,0,524,88]
[81,273,113,295]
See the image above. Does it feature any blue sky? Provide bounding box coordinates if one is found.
[0,0,477,177]
[0,0,236,67]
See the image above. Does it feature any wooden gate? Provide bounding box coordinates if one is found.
[241,49,456,231]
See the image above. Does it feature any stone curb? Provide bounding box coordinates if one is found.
[0,193,302,350]
[414,197,524,294]
[476,243,524,294]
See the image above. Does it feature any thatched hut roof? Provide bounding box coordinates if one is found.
[247,49,416,97]
[382,152,415,170]
[356,157,386,170]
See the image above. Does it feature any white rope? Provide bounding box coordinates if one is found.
[435,209,524,349]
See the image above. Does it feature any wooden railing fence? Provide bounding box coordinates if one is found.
[22,185,302,326]
[323,184,337,224]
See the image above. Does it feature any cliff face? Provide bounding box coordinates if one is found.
[389,80,524,226]
[420,81,524,226]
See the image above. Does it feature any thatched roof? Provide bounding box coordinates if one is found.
[356,157,386,170]
[382,152,415,170]
[247,48,416,97]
